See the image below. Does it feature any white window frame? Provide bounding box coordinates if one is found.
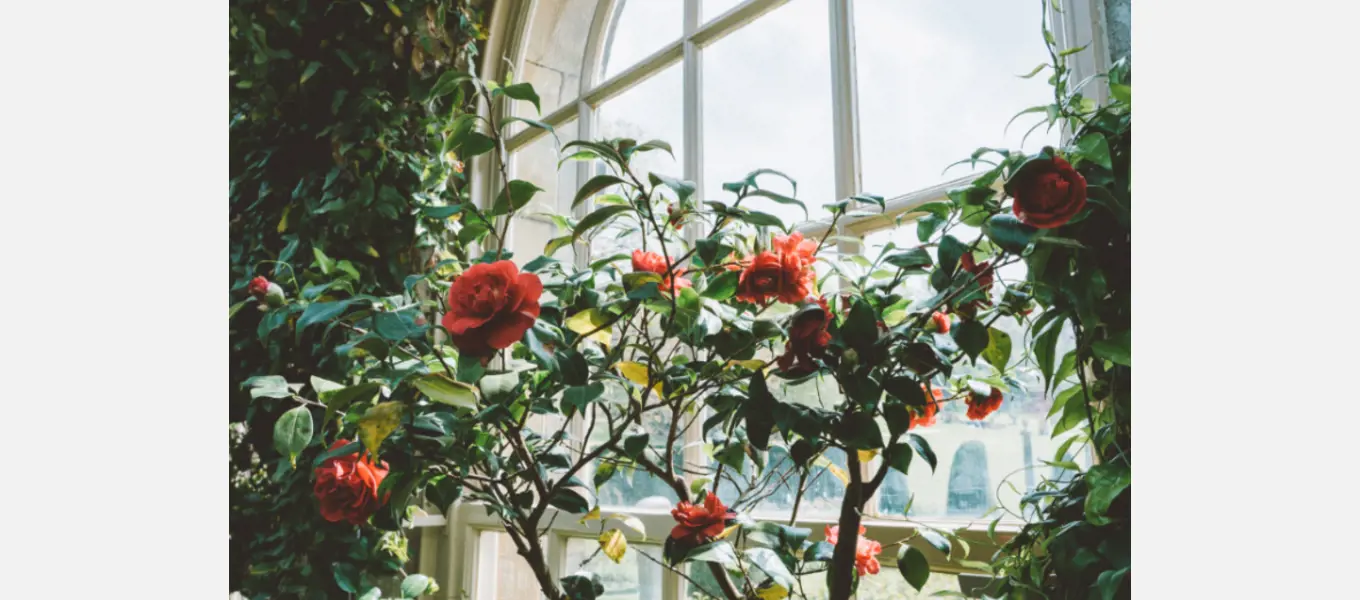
[432,1,1116,598]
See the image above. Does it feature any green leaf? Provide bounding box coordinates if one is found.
[744,189,807,220]
[981,327,1013,371]
[648,172,697,202]
[1034,316,1065,391]
[684,541,738,568]
[461,132,496,158]
[885,444,912,475]
[358,588,383,600]
[897,545,930,591]
[1091,330,1131,366]
[1085,463,1130,524]
[1094,567,1130,600]
[401,574,433,598]
[806,541,835,562]
[736,209,786,230]
[983,214,1037,254]
[952,320,988,363]
[501,82,542,113]
[1018,63,1049,78]
[1074,132,1113,170]
[273,406,313,467]
[493,179,543,215]
[916,215,944,243]
[936,235,965,277]
[883,247,933,271]
[443,114,478,153]
[429,71,473,99]
[573,174,628,208]
[549,485,594,514]
[842,298,879,352]
[702,271,740,301]
[744,548,796,589]
[298,299,355,330]
[572,205,634,243]
[319,382,383,429]
[414,373,479,409]
[333,562,359,593]
[299,61,322,83]
[246,375,292,399]
[917,529,952,557]
[907,434,937,473]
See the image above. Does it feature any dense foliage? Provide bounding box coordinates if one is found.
[229,3,1130,600]
[228,0,487,597]
[980,31,1132,600]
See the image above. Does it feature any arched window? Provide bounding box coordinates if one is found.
[444,1,1115,597]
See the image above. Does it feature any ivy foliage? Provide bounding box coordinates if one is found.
[228,1,487,597]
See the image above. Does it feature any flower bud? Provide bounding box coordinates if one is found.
[264,282,287,308]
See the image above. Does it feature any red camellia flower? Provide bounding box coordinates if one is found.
[1010,156,1088,229]
[247,276,271,300]
[631,250,692,293]
[667,205,684,231]
[957,253,995,312]
[966,386,1005,420]
[777,297,832,375]
[314,440,390,525]
[441,260,543,358]
[670,492,732,545]
[824,525,883,577]
[909,385,944,430]
[930,311,951,333]
[736,233,818,304]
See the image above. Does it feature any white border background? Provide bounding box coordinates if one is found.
[1,0,1357,597]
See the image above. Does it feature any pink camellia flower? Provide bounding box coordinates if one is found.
[631,250,692,293]
[824,525,883,576]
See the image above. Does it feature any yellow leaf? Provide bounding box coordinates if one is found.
[615,362,662,398]
[358,402,403,459]
[756,582,790,600]
[277,204,291,233]
[816,456,851,486]
[713,524,741,541]
[599,529,628,564]
[615,362,650,386]
[858,450,879,464]
[724,359,766,371]
[606,513,647,540]
[579,506,601,525]
[386,1,402,17]
[564,308,612,348]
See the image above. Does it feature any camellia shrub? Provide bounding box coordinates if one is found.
[232,6,1129,600]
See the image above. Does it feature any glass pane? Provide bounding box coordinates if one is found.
[588,387,682,508]
[594,63,684,261]
[861,224,1086,521]
[564,537,664,600]
[477,531,545,600]
[509,120,579,265]
[702,0,835,225]
[855,0,1061,196]
[522,0,600,116]
[601,0,684,80]
[703,0,744,22]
